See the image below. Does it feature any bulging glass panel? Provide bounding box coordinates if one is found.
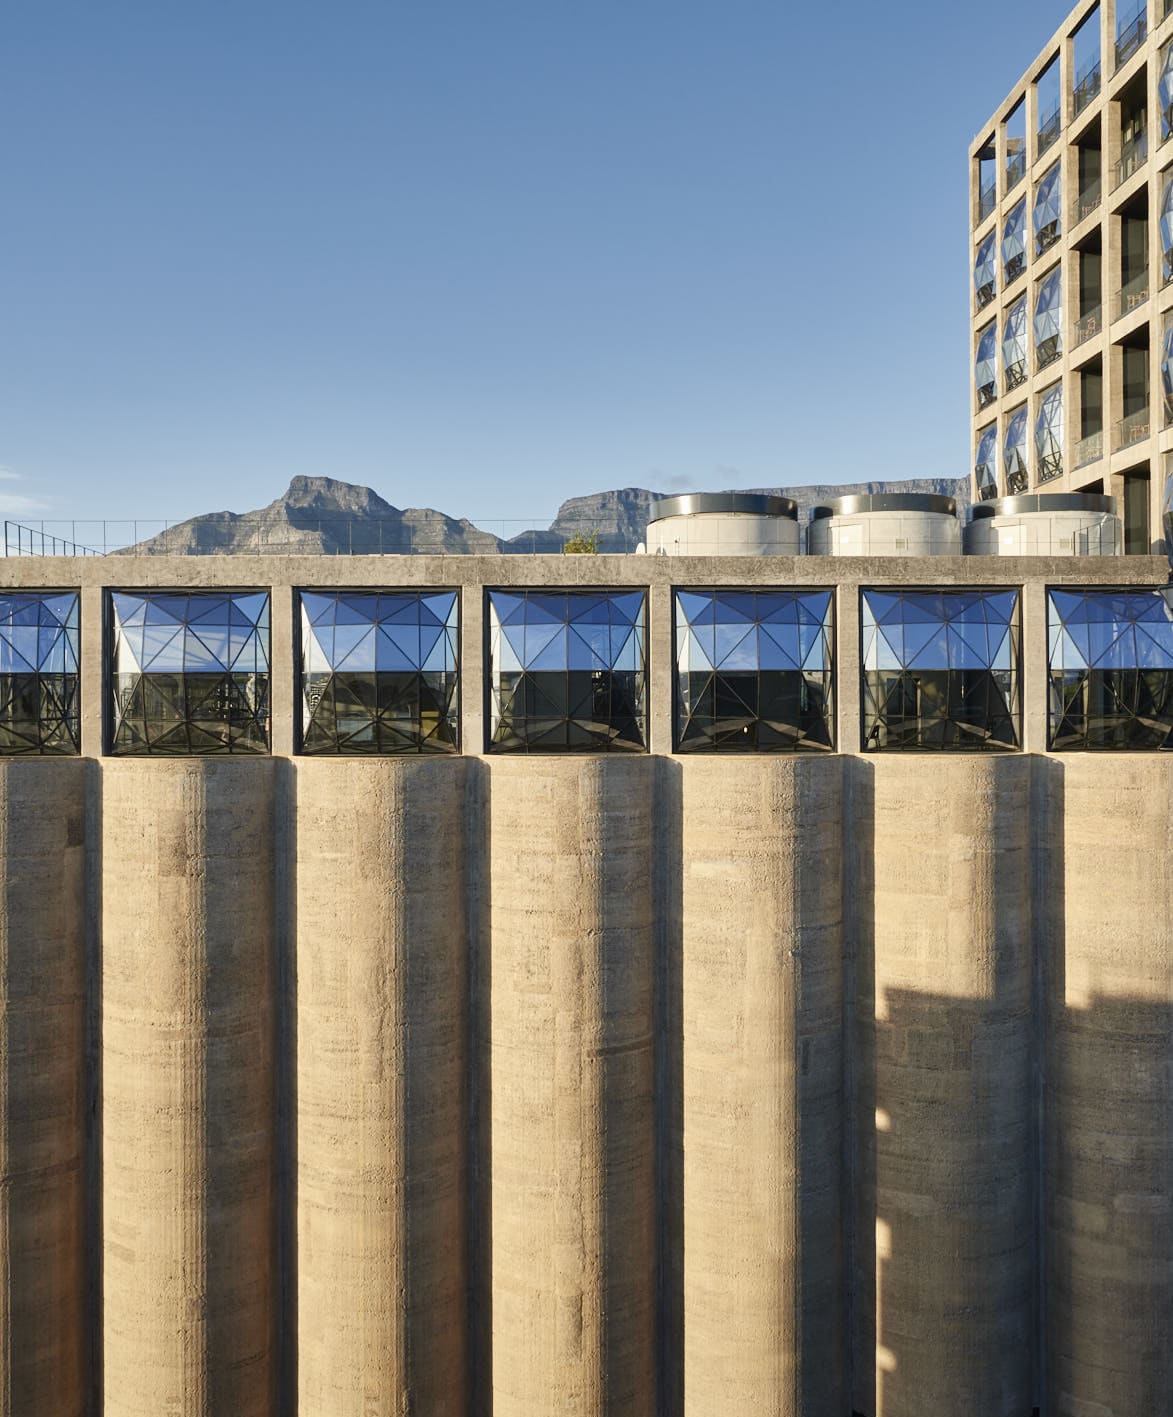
[1033,268,1062,367]
[109,590,270,754]
[1049,588,1173,748]
[1033,163,1062,253]
[976,425,999,500]
[974,232,997,308]
[299,590,459,754]
[0,592,80,755]
[674,589,834,752]
[1004,406,1029,492]
[1035,382,1064,483]
[976,322,998,407]
[1162,174,1173,284]
[861,588,1021,751]
[1002,199,1027,284]
[1003,297,1028,389]
[487,588,647,752]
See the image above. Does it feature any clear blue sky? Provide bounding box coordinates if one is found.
[3,0,1066,532]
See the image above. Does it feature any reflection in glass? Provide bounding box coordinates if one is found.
[299,590,459,754]
[1162,42,1173,141]
[1034,268,1063,368]
[109,590,270,754]
[1163,173,1173,285]
[1003,199,1026,284]
[674,589,834,752]
[975,232,996,308]
[1005,406,1029,492]
[1036,382,1064,483]
[0,592,80,755]
[1033,164,1062,253]
[1003,297,1028,389]
[976,322,997,408]
[976,425,999,501]
[487,589,646,752]
[1163,467,1173,549]
[861,589,1021,751]
[1163,318,1173,424]
[1049,588,1173,748]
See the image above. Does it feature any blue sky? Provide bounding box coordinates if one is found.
[3,0,1067,532]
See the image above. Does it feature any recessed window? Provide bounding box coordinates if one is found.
[1003,296,1028,389]
[673,589,834,752]
[487,589,646,752]
[1049,588,1173,748]
[1034,163,1062,253]
[1035,382,1065,483]
[974,232,997,307]
[0,592,80,755]
[861,588,1021,752]
[975,425,999,501]
[1004,405,1030,492]
[108,590,270,755]
[976,322,998,408]
[298,590,459,754]
[1003,199,1027,285]
[1034,267,1064,370]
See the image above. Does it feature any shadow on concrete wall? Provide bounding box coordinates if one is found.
[273,759,297,1413]
[84,758,104,1417]
[467,758,494,1414]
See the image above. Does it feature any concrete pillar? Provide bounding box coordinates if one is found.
[102,760,276,1417]
[1046,758,1173,1416]
[864,757,1034,1417]
[295,759,468,1415]
[679,756,846,1416]
[0,761,87,1415]
[488,757,656,1417]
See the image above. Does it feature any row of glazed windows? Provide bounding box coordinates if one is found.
[974,168,1062,308]
[975,267,1063,408]
[5,587,1173,755]
[974,387,1065,499]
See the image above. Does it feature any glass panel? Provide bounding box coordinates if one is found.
[1006,99,1027,189]
[1162,173,1173,285]
[1163,463,1173,549]
[487,589,647,752]
[1163,317,1173,424]
[974,232,997,308]
[1003,296,1028,390]
[976,322,998,408]
[1004,406,1030,492]
[975,424,999,501]
[1002,199,1026,285]
[109,590,271,755]
[1033,163,1062,253]
[861,589,1022,751]
[1033,268,1063,368]
[0,592,80,755]
[1049,588,1173,748]
[299,590,459,754]
[1162,42,1173,141]
[1035,382,1064,483]
[674,589,834,752]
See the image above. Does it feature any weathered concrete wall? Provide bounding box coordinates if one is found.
[101,761,276,1417]
[487,758,656,1417]
[1046,758,1173,1417]
[678,757,846,1416]
[863,757,1034,1417]
[295,759,467,1415]
[0,761,87,1416]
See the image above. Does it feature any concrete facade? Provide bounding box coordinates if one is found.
[0,554,1167,1414]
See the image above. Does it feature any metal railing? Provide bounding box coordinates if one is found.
[1115,129,1149,188]
[976,280,996,309]
[978,181,997,222]
[1036,451,1064,483]
[1115,269,1150,318]
[1036,221,1061,255]
[1115,11,1147,69]
[1074,430,1105,467]
[977,382,998,409]
[1075,305,1103,345]
[1036,336,1062,371]
[1005,362,1028,391]
[1006,148,1027,191]
[1116,406,1152,447]
[4,523,104,557]
[1073,61,1102,116]
[1004,253,1025,286]
[1074,176,1102,224]
[1037,107,1062,158]
[1006,464,1029,494]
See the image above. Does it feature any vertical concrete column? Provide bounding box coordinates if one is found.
[647,582,674,755]
[1021,580,1050,754]
[679,756,846,1417]
[102,760,276,1417]
[268,582,295,758]
[488,757,656,1417]
[460,583,485,754]
[1046,758,1173,1416]
[867,757,1034,1417]
[0,761,87,1415]
[835,579,862,754]
[295,759,468,1416]
[79,582,104,758]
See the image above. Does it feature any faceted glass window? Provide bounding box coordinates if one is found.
[976,424,999,501]
[861,589,1021,752]
[1034,267,1063,368]
[1003,199,1027,285]
[974,232,997,308]
[109,590,270,755]
[1003,297,1028,390]
[487,589,646,752]
[1162,42,1173,141]
[1005,405,1029,492]
[1035,382,1064,483]
[1162,171,1173,284]
[1163,464,1173,548]
[0,592,80,755]
[1049,588,1173,749]
[1162,316,1173,424]
[1033,163,1062,254]
[674,589,834,753]
[299,590,459,754]
[976,322,998,408]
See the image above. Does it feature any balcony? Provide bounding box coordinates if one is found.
[1115,12,1147,70]
[978,181,997,223]
[1037,108,1062,158]
[1006,149,1027,191]
[1037,450,1064,483]
[1073,62,1101,117]
[1116,406,1152,447]
[1114,130,1149,188]
[1074,430,1105,467]
[1115,270,1150,319]
[1074,177,1102,225]
[1075,306,1103,345]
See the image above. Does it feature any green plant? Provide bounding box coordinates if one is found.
[562,530,600,554]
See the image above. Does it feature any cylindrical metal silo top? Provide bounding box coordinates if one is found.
[970,492,1118,520]
[647,492,799,523]
[809,492,958,520]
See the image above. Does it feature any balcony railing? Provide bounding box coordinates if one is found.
[1073,61,1101,117]
[1114,129,1149,188]
[976,280,995,309]
[978,181,997,222]
[1004,254,1025,286]
[1074,430,1104,467]
[1005,361,1028,391]
[1036,221,1061,255]
[1074,177,1102,224]
[1115,12,1147,69]
[1037,108,1062,158]
[1115,269,1150,319]
[1037,450,1064,484]
[1006,464,1029,494]
[1037,336,1062,371]
[1075,306,1103,345]
[977,382,997,409]
[1006,148,1027,191]
[1116,406,1151,447]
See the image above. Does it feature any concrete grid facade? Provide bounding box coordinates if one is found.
[970,0,1173,553]
[0,551,1170,1417]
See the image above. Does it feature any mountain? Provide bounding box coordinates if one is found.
[123,474,972,556]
